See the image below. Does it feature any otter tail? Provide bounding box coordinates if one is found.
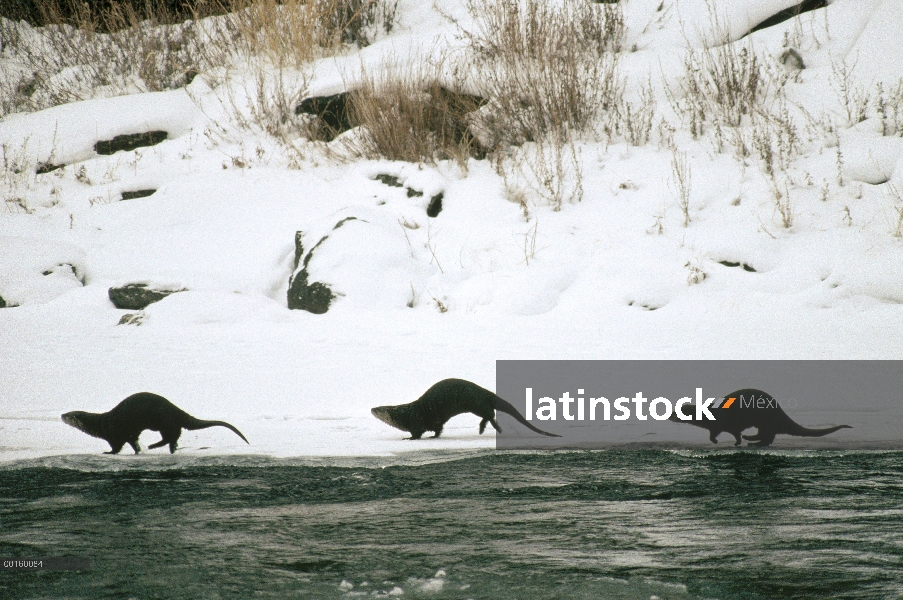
[186,419,250,444]
[787,424,852,437]
[743,424,851,447]
[493,398,560,437]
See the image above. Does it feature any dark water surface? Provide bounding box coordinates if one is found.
[1,450,902,600]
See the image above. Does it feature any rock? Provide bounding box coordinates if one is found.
[295,94,352,141]
[718,260,757,273]
[422,85,488,159]
[427,192,444,218]
[95,131,168,155]
[0,238,86,305]
[780,48,805,71]
[372,174,443,215]
[293,231,305,270]
[374,174,403,187]
[117,312,145,326]
[286,227,347,314]
[287,269,335,314]
[332,217,360,230]
[42,263,81,280]
[748,0,827,36]
[298,86,488,154]
[287,229,336,314]
[108,284,184,310]
[121,189,157,200]
[35,162,64,174]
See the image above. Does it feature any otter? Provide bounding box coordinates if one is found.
[371,378,559,439]
[670,388,851,447]
[62,392,249,454]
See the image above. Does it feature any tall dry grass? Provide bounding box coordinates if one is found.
[343,70,485,166]
[216,0,396,68]
[0,0,397,116]
[1,0,205,114]
[454,0,624,207]
[673,41,766,139]
[462,0,623,148]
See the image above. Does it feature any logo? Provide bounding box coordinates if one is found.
[524,387,719,422]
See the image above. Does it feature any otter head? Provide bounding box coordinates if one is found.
[371,405,409,433]
[61,411,101,438]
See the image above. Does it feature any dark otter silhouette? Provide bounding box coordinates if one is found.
[62,392,249,454]
[670,388,851,447]
[371,378,559,440]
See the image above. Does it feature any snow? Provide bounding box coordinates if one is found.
[1,0,902,464]
[840,122,903,184]
[0,88,203,168]
[0,236,86,306]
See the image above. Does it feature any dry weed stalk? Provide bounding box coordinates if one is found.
[496,127,584,211]
[874,80,903,137]
[770,174,793,229]
[888,183,903,238]
[670,151,692,227]
[830,58,869,127]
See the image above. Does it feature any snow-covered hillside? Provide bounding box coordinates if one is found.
[1,0,902,462]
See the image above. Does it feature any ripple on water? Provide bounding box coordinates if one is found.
[0,450,901,599]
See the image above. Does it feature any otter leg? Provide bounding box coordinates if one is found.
[479,419,488,434]
[104,441,125,455]
[747,431,776,447]
[148,428,181,453]
[167,429,183,454]
[128,440,141,454]
[731,432,742,447]
[489,418,502,433]
[709,431,719,444]
[432,425,443,438]
[406,430,425,440]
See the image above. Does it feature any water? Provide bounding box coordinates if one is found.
[1,450,902,600]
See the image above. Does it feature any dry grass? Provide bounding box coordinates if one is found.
[498,129,584,211]
[0,0,397,116]
[1,0,205,114]
[462,0,624,148]
[217,0,396,68]
[674,41,766,138]
[454,0,624,207]
[618,82,656,147]
[669,0,775,142]
[345,73,485,166]
[874,80,903,137]
[830,58,869,128]
[668,3,811,204]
